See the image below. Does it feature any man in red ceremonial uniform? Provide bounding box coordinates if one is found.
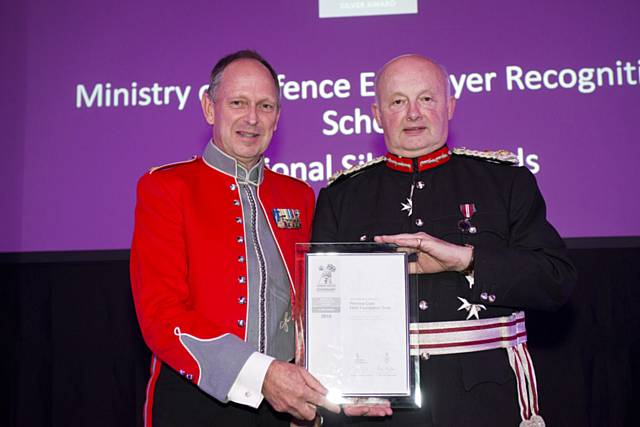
[130,50,339,426]
[313,55,576,426]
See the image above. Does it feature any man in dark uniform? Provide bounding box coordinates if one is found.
[312,54,576,426]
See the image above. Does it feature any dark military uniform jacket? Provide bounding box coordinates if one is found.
[311,146,576,426]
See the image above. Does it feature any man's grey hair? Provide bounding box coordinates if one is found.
[374,55,452,104]
[206,49,281,105]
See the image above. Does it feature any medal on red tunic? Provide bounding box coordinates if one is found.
[273,208,301,229]
[458,203,477,233]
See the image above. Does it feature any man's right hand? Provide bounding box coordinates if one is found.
[262,360,341,420]
[343,402,393,417]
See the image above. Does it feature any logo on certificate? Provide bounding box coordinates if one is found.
[317,264,337,291]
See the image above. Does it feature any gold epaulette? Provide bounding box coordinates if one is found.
[452,147,518,165]
[327,156,386,185]
[148,156,198,174]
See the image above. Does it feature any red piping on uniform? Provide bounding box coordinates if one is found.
[410,331,527,349]
[144,356,161,427]
[410,317,525,334]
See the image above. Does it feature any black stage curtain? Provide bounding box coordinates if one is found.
[3,246,640,426]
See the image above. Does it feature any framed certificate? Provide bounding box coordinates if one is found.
[296,243,420,408]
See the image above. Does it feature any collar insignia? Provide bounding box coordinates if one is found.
[385,146,451,173]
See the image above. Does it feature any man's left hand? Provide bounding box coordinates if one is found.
[374,232,472,274]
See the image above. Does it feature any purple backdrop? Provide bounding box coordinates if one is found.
[2,0,639,252]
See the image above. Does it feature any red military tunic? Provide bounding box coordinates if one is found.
[130,153,315,417]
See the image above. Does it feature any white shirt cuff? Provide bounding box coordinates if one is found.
[226,352,275,408]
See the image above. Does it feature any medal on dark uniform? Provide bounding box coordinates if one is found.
[458,203,477,233]
[401,184,415,216]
